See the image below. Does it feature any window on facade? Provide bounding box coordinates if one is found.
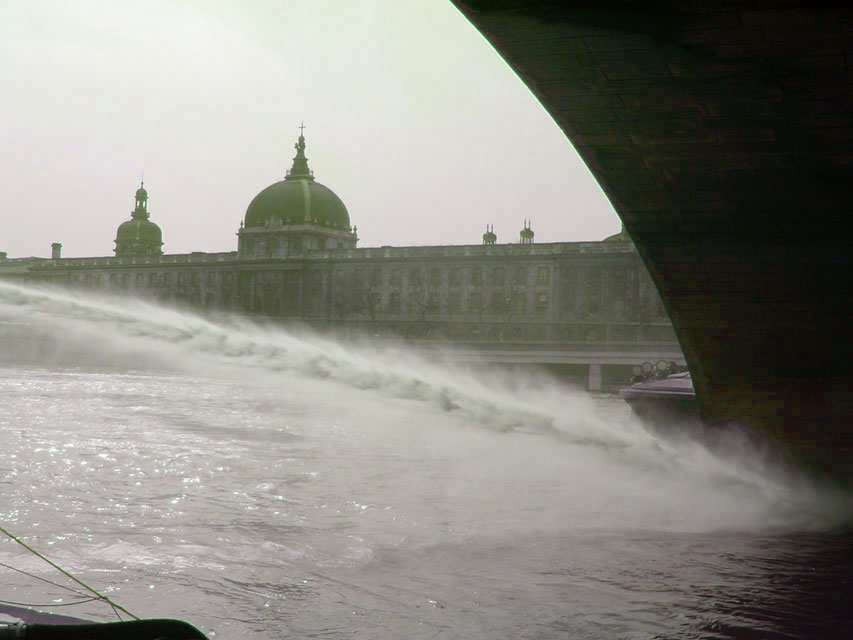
[358,268,370,288]
[492,266,505,286]
[409,268,422,285]
[514,295,527,314]
[610,268,627,316]
[536,293,549,316]
[537,266,549,285]
[370,267,381,286]
[425,326,437,339]
[511,326,522,340]
[585,270,602,316]
[468,326,480,339]
[179,272,186,285]
[449,292,462,313]
[469,291,482,311]
[588,298,600,316]
[427,293,439,314]
[532,326,545,341]
[450,267,462,286]
[388,292,401,313]
[489,292,505,313]
[136,272,144,286]
[514,266,526,284]
[471,266,482,285]
[390,268,401,286]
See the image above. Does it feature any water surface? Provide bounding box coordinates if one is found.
[0,283,850,639]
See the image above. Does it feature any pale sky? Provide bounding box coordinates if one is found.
[1,0,620,259]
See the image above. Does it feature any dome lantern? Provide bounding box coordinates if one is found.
[134,182,149,214]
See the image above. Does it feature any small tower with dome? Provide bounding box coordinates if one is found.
[519,219,534,244]
[482,224,497,245]
[114,182,163,257]
[237,125,358,258]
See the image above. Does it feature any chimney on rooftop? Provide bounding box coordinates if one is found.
[51,243,62,260]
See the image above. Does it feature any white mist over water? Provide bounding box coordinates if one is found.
[2,281,848,539]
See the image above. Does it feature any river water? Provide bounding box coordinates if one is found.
[0,282,851,639]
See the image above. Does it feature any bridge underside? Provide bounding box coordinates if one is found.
[452,1,853,482]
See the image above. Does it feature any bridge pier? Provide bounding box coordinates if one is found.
[588,363,602,392]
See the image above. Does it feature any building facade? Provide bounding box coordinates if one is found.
[1,134,682,389]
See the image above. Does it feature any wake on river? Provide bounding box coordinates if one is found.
[0,282,851,639]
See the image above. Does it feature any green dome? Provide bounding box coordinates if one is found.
[244,132,351,231]
[244,178,350,230]
[116,218,162,244]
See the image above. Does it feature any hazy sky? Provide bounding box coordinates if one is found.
[1,0,620,258]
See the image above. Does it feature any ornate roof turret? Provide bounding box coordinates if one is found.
[519,219,534,244]
[482,224,497,245]
[115,181,163,257]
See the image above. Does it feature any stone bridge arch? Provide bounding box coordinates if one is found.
[451,1,853,482]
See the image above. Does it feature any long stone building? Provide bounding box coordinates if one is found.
[1,133,682,389]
